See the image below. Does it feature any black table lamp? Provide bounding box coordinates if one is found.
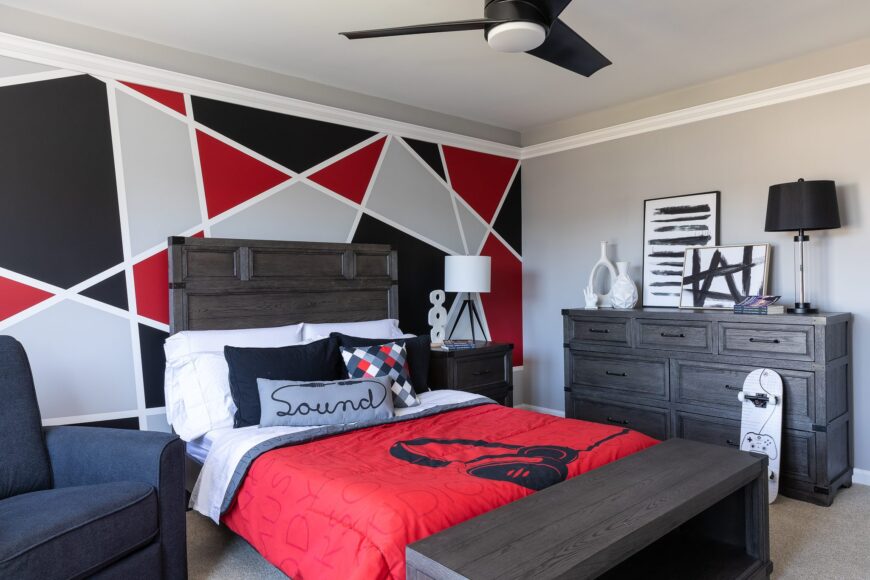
[765,178,841,314]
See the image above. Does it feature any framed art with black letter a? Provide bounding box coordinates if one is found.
[679,244,770,309]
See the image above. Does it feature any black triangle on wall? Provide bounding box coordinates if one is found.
[191,96,376,173]
[79,270,129,311]
[492,168,522,256]
[139,323,169,409]
[352,213,455,335]
[402,137,446,182]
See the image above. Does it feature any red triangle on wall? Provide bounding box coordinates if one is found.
[196,131,291,218]
[0,276,53,321]
[133,232,203,325]
[442,146,518,223]
[308,137,387,204]
[121,81,187,116]
[479,235,523,366]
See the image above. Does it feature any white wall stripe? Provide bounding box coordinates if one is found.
[108,77,189,123]
[184,93,212,237]
[347,135,391,242]
[0,68,82,88]
[105,83,150,430]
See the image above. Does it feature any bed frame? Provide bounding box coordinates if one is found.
[167,236,399,490]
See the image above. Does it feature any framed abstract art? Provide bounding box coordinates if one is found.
[679,244,771,310]
[642,191,720,307]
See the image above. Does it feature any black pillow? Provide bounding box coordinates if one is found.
[225,336,345,428]
[331,332,431,392]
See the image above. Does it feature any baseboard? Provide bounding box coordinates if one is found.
[853,468,870,486]
[515,403,565,417]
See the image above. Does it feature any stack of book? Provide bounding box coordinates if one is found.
[440,339,479,351]
[733,295,786,315]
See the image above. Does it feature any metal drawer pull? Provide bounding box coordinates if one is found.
[605,371,627,377]
[660,332,685,338]
[471,370,493,376]
[749,337,781,344]
[724,384,740,391]
[726,439,739,447]
[588,328,610,334]
[606,416,630,425]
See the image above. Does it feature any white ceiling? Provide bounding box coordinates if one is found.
[5,0,870,131]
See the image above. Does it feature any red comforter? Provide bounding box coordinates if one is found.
[222,404,657,579]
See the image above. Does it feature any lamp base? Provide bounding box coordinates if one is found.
[788,302,818,315]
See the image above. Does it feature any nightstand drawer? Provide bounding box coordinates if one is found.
[568,395,668,440]
[672,360,815,429]
[455,355,507,389]
[570,352,667,399]
[637,319,712,352]
[565,317,630,346]
[719,323,814,361]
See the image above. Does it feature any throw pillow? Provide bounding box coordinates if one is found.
[330,332,431,392]
[224,336,345,427]
[341,343,420,408]
[257,376,394,427]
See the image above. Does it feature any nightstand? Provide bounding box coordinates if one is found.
[428,342,514,406]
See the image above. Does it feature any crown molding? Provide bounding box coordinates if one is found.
[521,63,870,159]
[2,31,870,163]
[0,32,522,159]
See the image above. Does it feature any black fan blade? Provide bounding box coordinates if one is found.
[533,0,573,21]
[527,18,611,77]
[341,19,497,40]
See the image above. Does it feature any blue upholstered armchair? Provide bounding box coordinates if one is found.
[0,336,187,579]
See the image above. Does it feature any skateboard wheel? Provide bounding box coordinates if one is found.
[737,391,745,402]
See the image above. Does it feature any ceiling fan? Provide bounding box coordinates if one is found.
[339,0,611,77]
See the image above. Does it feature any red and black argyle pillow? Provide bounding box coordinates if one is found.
[340,342,420,408]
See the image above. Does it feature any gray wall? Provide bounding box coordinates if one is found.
[521,84,869,469]
[0,5,520,146]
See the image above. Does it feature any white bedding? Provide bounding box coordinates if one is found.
[190,389,484,523]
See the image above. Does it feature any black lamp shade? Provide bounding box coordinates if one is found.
[765,179,841,232]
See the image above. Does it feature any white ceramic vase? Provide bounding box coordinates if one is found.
[611,261,638,309]
[587,241,618,307]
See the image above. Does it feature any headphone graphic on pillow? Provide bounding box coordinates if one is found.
[389,431,628,491]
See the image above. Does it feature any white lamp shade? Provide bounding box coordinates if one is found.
[445,256,491,293]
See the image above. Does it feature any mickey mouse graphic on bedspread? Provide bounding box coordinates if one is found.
[389,428,630,490]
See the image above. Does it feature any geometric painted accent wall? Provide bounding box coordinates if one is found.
[0,54,522,431]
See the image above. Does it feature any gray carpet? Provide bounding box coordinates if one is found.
[187,485,870,579]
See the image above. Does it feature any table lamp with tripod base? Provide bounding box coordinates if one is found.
[444,255,491,341]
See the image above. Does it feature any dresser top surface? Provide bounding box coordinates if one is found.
[562,307,850,325]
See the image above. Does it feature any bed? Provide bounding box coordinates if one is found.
[168,236,658,579]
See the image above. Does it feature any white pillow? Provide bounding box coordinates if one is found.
[301,319,404,341]
[164,324,304,441]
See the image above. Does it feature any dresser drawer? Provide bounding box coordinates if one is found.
[568,395,668,440]
[674,411,741,450]
[570,352,668,399]
[719,323,815,361]
[672,360,816,429]
[565,317,630,346]
[637,319,712,353]
[455,354,508,389]
[674,411,816,483]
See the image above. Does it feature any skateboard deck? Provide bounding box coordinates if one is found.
[738,368,783,503]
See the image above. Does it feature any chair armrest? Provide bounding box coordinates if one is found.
[44,426,188,579]
[44,426,180,489]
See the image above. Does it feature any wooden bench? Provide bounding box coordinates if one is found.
[407,438,771,579]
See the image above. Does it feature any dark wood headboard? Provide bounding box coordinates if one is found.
[168,237,398,333]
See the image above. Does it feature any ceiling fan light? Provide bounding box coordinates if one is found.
[486,21,546,53]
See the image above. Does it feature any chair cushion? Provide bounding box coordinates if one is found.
[0,481,157,579]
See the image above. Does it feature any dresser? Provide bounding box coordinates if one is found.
[429,342,514,406]
[563,308,852,506]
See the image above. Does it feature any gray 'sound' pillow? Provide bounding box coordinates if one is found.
[257,376,395,428]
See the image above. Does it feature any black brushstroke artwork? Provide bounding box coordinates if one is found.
[647,234,712,246]
[653,203,711,215]
[653,224,710,232]
[682,246,765,307]
[651,269,683,276]
[656,261,685,267]
[651,214,711,223]
[647,250,685,258]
